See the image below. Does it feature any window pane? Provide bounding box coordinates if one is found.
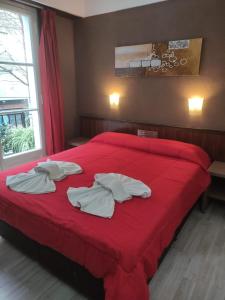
[0,8,33,63]
[0,3,43,168]
[1,110,41,157]
[0,64,38,109]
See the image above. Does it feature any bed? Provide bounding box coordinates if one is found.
[0,132,211,300]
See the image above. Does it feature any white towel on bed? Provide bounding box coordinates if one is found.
[6,170,56,194]
[95,173,151,202]
[6,160,83,194]
[67,173,151,218]
[67,183,115,218]
[34,161,65,181]
[35,160,83,181]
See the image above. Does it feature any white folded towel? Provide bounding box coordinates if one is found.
[95,173,151,202]
[67,173,151,218]
[94,174,131,202]
[6,170,56,194]
[6,160,83,194]
[35,160,83,181]
[67,184,115,218]
[34,161,65,181]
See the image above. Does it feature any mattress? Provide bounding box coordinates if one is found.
[0,132,211,300]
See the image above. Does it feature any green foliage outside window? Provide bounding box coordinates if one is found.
[0,124,35,155]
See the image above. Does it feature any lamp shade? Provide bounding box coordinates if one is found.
[188,97,204,112]
[109,93,120,106]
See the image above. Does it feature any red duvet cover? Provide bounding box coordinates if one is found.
[0,132,210,300]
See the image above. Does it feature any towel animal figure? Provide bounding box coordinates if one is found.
[67,173,151,218]
[6,160,82,194]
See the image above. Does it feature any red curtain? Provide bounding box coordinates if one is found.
[39,10,65,155]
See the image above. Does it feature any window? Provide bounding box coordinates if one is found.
[0,0,44,170]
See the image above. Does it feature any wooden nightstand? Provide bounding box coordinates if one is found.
[201,161,225,211]
[68,137,90,148]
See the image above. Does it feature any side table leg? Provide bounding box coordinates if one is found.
[200,192,210,213]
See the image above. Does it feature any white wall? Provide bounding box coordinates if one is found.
[84,0,166,17]
[33,0,85,17]
[33,0,166,17]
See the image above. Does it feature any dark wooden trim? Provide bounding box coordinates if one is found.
[80,115,225,162]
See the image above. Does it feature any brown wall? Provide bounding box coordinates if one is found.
[56,15,78,140]
[75,0,225,131]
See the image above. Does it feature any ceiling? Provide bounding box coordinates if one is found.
[33,0,166,18]
[84,0,166,17]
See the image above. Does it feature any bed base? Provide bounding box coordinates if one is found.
[0,221,104,300]
[0,196,205,299]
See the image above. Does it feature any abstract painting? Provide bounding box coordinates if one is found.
[115,38,203,77]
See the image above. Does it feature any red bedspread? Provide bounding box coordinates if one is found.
[0,133,210,300]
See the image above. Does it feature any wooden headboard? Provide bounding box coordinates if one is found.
[80,116,225,162]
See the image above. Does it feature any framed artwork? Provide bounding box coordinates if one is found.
[115,38,203,77]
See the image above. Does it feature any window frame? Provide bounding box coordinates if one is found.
[0,0,45,170]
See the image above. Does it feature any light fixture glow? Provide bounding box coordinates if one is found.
[188,96,204,112]
[109,93,120,107]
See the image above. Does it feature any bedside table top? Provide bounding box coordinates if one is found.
[68,137,90,147]
[208,161,225,179]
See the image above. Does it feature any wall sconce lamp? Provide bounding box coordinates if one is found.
[109,93,120,107]
[188,96,204,113]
